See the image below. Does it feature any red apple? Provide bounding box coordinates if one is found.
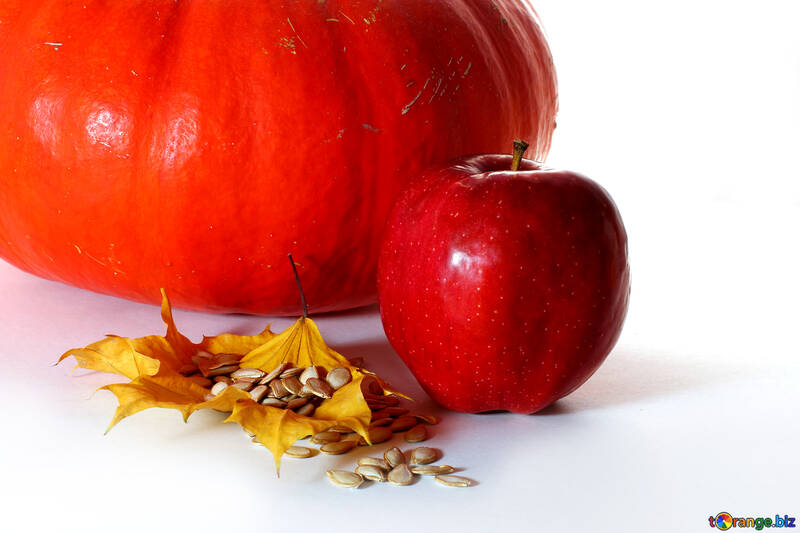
[377,142,630,413]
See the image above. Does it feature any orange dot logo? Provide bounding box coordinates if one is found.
[715,512,734,530]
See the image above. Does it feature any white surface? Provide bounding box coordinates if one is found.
[1,1,799,531]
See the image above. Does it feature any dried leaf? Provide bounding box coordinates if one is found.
[59,290,408,475]
[58,289,274,379]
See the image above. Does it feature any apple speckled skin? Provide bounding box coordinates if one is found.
[377,155,630,414]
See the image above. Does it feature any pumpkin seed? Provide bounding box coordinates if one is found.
[295,403,315,416]
[187,375,213,388]
[210,381,229,396]
[382,395,400,407]
[203,393,215,402]
[285,445,313,458]
[355,465,387,482]
[213,375,232,385]
[387,464,414,486]
[329,425,354,433]
[320,441,357,455]
[410,464,455,476]
[370,417,393,428]
[299,365,326,384]
[368,426,393,444]
[286,397,308,410]
[404,424,428,443]
[409,447,437,465]
[389,415,418,432]
[204,364,239,377]
[261,397,287,408]
[269,379,289,397]
[326,367,352,389]
[178,363,197,375]
[306,377,334,399]
[249,385,268,403]
[385,407,409,417]
[281,376,303,395]
[358,457,390,470]
[361,376,384,396]
[326,470,363,488]
[384,447,405,468]
[280,366,305,379]
[259,363,291,385]
[311,431,341,445]
[231,368,265,381]
[434,475,472,487]
[231,381,253,392]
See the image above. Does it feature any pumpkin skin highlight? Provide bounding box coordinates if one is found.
[0,0,557,315]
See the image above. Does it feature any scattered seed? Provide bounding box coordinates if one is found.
[295,403,316,416]
[231,381,254,392]
[281,376,303,395]
[367,401,387,411]
[231,368,265,381]
[356,465,387,482]
[342,433,367,445]
[187,375,213,388]
[210,381,229,396]
[204,364,239,377]
[370,417,393,428]
[385,407,409,417]
[261,397,287,408]
[404,424,428,443]
[384,447,405,468]
[326,470,363,488]
[280,366,305,379]
[213,375,232,384]
[259,363,291,384]
[191,351,213,366]
[434,474,472,487]
[285,445,313,458]
[249,384,268,402]
[361,376,384,396]
[203,393,215,402]
[329,425,354,433]
[390,415,418,432]
[326,367,352,389]
[178,363,197,375]
[269,379,289,397]
[286,397,308,410]
[358,457,389,470]
[409,447,437,465]
[306,377,334,399]
[320,441,357,455]
[387,464,414,486]
[311,431,342,445]
[410,464,455,475]
[382,395,400,407]
[368,426,393,444]
[371,409,393,419]
[299,365,325,384]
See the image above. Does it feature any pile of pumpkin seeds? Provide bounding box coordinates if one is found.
[180,351,356,416]
[326,446,473,488]
[181,351,471,487]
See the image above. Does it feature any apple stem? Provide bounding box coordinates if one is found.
[511,139,530,171]
[287,253,308,320]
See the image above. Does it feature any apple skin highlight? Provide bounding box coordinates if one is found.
[378,155,630,414]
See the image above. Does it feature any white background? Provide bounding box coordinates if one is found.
[1,1,798,531]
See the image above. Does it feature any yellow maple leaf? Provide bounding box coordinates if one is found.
[59,259,408,475]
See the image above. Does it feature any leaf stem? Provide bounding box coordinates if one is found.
[287,253,308,319]
[511,139,530,172]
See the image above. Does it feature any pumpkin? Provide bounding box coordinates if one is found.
[0,0,557,315]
